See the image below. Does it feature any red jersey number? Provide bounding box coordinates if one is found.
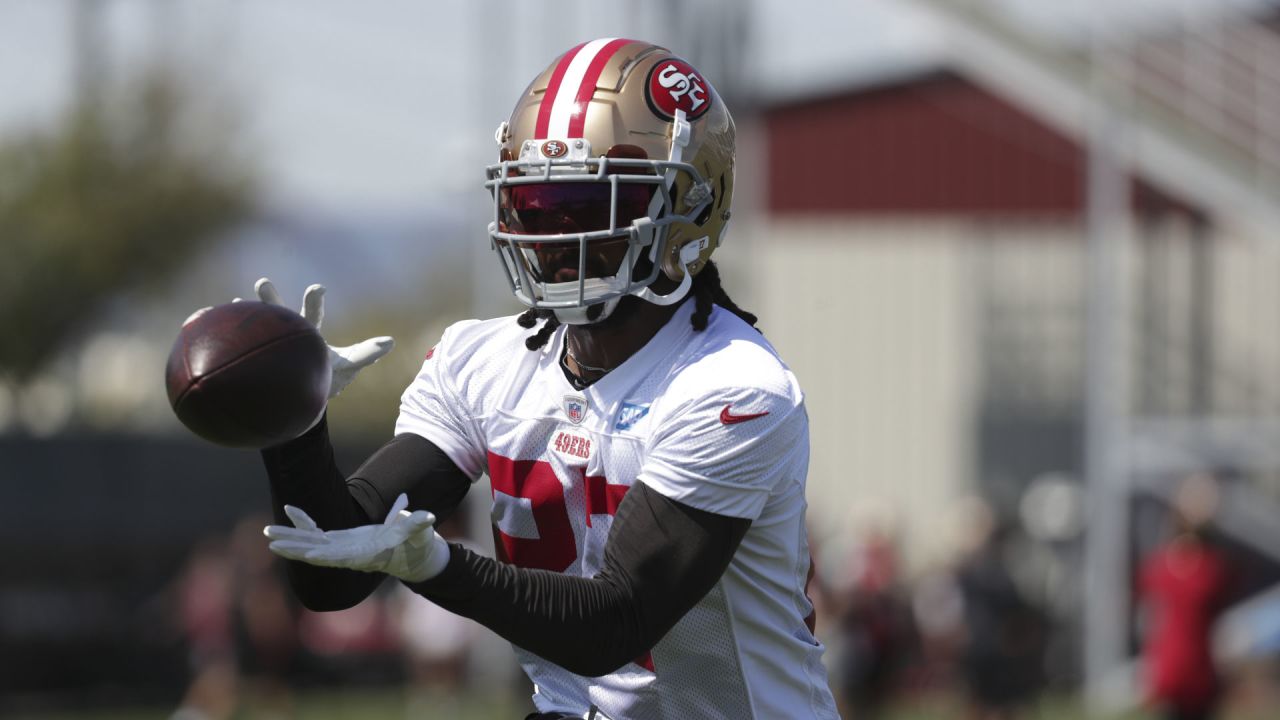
[485,450,654,672]
[484,452,631,567]
[486,452,577,572]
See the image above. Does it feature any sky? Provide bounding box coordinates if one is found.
[0,0,940,210]
[0,0,1271,211]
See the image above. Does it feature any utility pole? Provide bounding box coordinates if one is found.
[1082,25,1134,714]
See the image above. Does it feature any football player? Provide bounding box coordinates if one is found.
[257,39,839,719]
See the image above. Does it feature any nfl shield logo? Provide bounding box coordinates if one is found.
[563,395,588,425]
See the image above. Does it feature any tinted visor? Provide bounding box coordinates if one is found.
[499,182,653,236]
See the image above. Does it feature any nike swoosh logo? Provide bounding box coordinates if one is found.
[720,405,770,425]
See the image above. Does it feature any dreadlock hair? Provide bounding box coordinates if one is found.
[518,259,758,350]
[689,260,759,332]
[517,308,560,350]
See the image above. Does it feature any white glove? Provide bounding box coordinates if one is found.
[263,493,450,583]
[253,278,395,398]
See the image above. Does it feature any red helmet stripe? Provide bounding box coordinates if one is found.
[535,41,587,140]
[566,38,635,138]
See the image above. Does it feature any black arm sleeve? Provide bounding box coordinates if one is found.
[405,482,751,677]
[261,414,471,611]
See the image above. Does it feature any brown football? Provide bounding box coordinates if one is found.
[165,301,331,448]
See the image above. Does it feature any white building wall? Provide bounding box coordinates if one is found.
[723,214,1280,572]
[728,220,983,572]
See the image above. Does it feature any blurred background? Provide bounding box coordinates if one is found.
[3,0,1280,718]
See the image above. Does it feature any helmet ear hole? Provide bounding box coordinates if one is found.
[693,197,713,226]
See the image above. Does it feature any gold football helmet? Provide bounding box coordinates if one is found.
[486,38,735,325]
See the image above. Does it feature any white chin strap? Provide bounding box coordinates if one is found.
[550,237,700,324]
[541,274,627,325]
[553,297,621,326]
[630,238,703,306]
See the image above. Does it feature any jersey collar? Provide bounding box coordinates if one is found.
[549,299,697,403]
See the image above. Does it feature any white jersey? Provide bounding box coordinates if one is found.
[396,301,838,719]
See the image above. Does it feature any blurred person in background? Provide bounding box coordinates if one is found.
[239,38,836,720]
[393,512,476,719]
[954,501,1046,720]
[909,565,966,698]
[171,538,237,720]
[832,524,914,718]
[1138,473,1231,720]
[170,517,300,720]
[228,515,301,720]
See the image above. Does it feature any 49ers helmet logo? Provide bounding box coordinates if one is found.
[541,140,568,158]
[645,59,711,121]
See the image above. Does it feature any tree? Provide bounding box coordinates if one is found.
[0,69,255,380]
